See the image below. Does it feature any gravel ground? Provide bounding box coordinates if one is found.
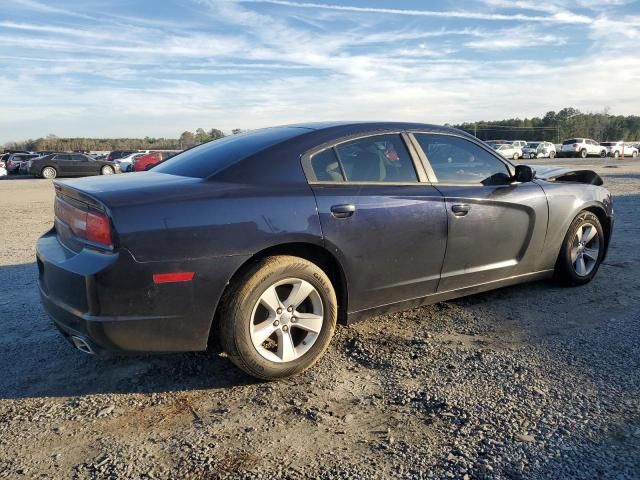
[0,158,639,479]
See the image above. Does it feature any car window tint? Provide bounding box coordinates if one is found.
[153,127,307,178]
[414,133,510,185]
[54,154,71,161]
[335,134,417,183]
[71,154,86,161]
[310,149,345,181]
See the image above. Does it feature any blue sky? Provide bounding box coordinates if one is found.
[1,0,639,142]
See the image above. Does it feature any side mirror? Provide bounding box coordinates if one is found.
[513,164,534,183]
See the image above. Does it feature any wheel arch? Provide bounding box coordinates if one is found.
[208,242,349,349]
[583,205,612,259]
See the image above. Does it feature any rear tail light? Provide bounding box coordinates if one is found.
[55,196,113,248]
[573,144,578,148]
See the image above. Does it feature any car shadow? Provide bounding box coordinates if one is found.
[0,262,258,400]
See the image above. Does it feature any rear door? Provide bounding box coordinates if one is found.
[304,132,448,313]
[52,154,72,175]
[69,154,95,176]
[410,132,549,292]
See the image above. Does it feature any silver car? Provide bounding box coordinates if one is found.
[522,142,557,159]
[494,143,522,160]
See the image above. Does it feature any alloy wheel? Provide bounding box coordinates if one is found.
[42,167,56,179]
[571,223,600,276]
[250,278,324,363]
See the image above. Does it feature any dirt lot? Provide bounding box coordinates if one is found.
[0,158,639,479]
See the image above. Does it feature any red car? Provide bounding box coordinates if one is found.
[133,151,176,171]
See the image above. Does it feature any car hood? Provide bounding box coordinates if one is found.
[532,165,603,186]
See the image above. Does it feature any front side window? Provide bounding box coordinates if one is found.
[54,154,71,161]
[71,154,87,161]
[414,133,510,185]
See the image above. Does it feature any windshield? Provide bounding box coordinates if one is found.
[153,127,307,178]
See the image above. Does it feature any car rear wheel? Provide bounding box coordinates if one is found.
[220,255,337,380]
[580,149,588,158]
[101,165,115,175]
[512,152,519,160]
[600,150,607,158]
[549,151,555,159]
[41,166,57,179]
[613,151,620,158]
[555,211,604,285]
[632,151,638,158]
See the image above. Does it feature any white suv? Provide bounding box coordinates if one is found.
[600,141,639,158]
[560,138,606,158]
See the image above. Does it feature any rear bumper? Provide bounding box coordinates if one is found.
[37,229,248,353]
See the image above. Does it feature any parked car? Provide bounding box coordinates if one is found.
[37,122,613,380]
[493,143,521,160]
[560,138,607,158]
[104,150,137,163]
[132,151,178,171]
[521,142,557,159]
[6,153,40,174]
[28,153,120,179]
[113,152,146,172]
[600,141,639,158]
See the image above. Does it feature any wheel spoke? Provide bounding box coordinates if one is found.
[575,256,587,275]
[252,319,277,345]
[276,329,296,362]
[293,312,323,333]
[260,285,282,315]
[583,226,597,244]
[583,247,598,261]
[570,247,579,263]
[285,280,314,309]
[576,227,583,242]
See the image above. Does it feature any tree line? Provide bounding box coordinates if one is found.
[454,107,640,143]
[3,127,244,152]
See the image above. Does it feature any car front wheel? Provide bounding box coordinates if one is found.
[220,255,337,380]
[101,165,115,175]
[41,166,57,179]
[555,211,604,285]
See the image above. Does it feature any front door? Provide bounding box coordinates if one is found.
[410,132,549,292]
[306,133,448,313]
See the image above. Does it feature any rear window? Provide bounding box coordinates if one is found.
[600,142,614,146]
[153,127,306,178]
[563,139,579,145]
[526,143,540,148]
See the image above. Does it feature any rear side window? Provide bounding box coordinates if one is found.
[54,154,70,161]
[563,139,578,145]
[311,149,345,181]
[153,127,306,178]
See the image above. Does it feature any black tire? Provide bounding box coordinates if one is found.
[549,151,555,159]
[600,150,607,158]
[513,152,519,160]
[632,151,638,158]
[41,166,57,179]
[580,149,588,158]
[555,211,604,286]
[613,151,620,159]
[219,255,337,380]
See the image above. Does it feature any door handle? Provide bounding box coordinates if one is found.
[451,204,471,216]
[330,204,356,218]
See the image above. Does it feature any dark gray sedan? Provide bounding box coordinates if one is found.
[28,153,119,179]
[36,122,613,380]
